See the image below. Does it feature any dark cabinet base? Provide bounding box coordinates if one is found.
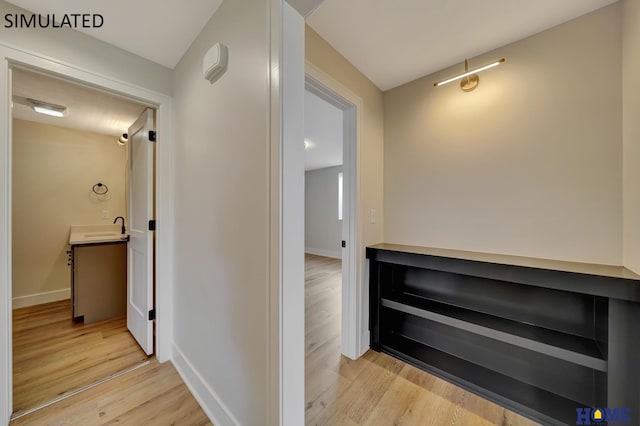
[368,244,640,426]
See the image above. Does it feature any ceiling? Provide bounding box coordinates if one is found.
[12,68,146,137]
[287,0,325,17]
[305,90,342,171]
[5,0,619,93]
[307,0,619,91]
[5,0,223,69]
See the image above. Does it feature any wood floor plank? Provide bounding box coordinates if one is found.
[12,255,544,425]
[304,253,541,426]
[361,374,422,426]
[12,300,150,416]
[10,361,212,426]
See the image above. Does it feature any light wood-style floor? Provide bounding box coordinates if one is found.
[304,253,540,426]
[12,300,149,416]
[10,361,212,425]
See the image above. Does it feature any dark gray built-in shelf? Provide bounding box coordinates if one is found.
[368,244,640,426]
[381,297,606,371]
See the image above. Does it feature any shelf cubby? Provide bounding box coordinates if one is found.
[381,294,606,371]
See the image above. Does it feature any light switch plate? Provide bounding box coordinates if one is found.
[370,209,376,224]
[101,210,109,219]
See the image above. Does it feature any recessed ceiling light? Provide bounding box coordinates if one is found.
[304,140,312,149]
[28,98,67,117]
[33,106,64,117]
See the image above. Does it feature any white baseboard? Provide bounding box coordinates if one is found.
[172,344,239,426]
[12,288,70,309]
[305,247,342,259]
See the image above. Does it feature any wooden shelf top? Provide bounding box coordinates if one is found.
[368,243,640,282]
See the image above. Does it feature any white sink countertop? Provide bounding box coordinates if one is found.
[69,224,128,245]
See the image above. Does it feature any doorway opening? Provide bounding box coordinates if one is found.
[0,46,174,423]
[9,66,157,419]
[303,71,361,422]
[303,87,344,420]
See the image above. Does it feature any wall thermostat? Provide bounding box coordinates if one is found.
[203,43,228,84]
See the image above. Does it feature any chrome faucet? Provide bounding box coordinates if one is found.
[113,216,126,235]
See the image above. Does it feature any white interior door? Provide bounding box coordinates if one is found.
[127,108,155,355]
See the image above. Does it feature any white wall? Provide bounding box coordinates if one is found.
[171,0,275,423]
[12,119,126,306]
[0,0,172,95]
[383,4,622,265]
[305,166,343,258]
[622,0,640,274]
[279,4,306,423]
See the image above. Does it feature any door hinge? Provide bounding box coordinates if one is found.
[148,130,157,142]
[148,219,156,231]
[148,309,156,321]
[342,240,346,248]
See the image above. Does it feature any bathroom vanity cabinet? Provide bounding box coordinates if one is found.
[69,225,128,324]
[367,244,640,426]
[71,242,127,323]
[70,242,126,323]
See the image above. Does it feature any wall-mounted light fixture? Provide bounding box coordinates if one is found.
[434,58,505,92]
[117,133,128,146]
[28,98,67,117]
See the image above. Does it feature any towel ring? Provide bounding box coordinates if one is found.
[92,183,109,195]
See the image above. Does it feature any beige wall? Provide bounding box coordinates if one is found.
[0,0,172,95]
[12,119,126,301]
[306,26,385,354]
[623,0,640,273]
[383,4,622,265]
[305,26,385,251]
[172,0,271,423]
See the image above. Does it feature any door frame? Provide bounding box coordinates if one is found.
[304,61,365,360]
[0,43,174,422]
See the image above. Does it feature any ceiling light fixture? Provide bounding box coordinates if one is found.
[28,98,67,117]
[118,133,128,146]
[434,58,505,92]
[304,140,312,150]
